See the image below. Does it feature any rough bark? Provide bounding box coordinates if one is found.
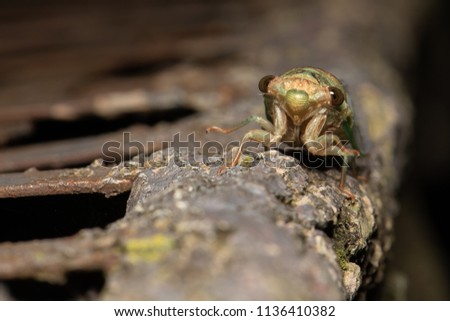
[0,0,432,300]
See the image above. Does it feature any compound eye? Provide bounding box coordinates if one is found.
[329,86,345,106]
[258,75,275,93]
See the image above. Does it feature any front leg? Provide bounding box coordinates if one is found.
[303,117,359,199]
[207,116,276,173]
[227,104,287,170]
[228,129,276,168]
[209,104,287,173]
[305,133,359,199]
[206,115,275,134]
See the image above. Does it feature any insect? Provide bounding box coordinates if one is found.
[207,67,361,199]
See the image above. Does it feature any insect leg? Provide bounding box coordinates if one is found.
[206,115,275,134]
[305,132,360,200]
[230,129,274,167]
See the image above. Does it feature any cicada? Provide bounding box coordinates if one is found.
[207,67,361,198]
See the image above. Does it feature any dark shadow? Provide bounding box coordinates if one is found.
[0,192,129,242]
[2,270,105,300]
[5,106,197,147]
[106,57,183,78]
[367,0,450,300]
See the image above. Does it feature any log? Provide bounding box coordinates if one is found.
[0,0,431,299]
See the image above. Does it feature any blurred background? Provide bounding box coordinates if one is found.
[390,0,450,300]
[0,0,448,300]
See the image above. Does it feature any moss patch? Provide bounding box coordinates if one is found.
[124,234,174,263]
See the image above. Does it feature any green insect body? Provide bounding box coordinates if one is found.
[207,67,361,199]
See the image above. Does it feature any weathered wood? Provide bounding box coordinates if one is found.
[0,0,431,299]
